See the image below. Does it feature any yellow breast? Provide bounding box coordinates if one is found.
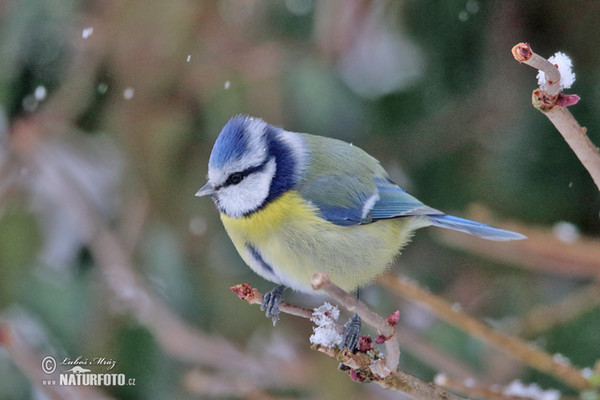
[220,190,416,292]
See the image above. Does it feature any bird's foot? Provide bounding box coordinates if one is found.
[341,313,361,352]
[260,285,286,326]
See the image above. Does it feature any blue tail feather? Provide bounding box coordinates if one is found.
[428,214,526,241]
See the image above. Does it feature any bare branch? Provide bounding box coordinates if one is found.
[380,275,592,391]
[314,345,467,400]
[542,106,600,191]
[511,42,600,191]
[231,283,314,319]
[512,43,561,95]
[231,282,468,400]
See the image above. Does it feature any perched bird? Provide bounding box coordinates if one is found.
[196,115,525,350]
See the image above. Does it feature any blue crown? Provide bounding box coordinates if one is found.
[209,115,254,169]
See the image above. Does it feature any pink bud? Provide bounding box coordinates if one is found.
[386,310,400,327]
[556,93,580,107]
[358,336,373,352]
[231,283,258,303]
[350,369,365,382]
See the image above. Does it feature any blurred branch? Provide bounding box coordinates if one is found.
[510,283,600,339]
[6,128,307,389]
[395,324,483,383]
[118,192,151,255]
[232,279,467,400]
[379,274,592,391]
[183,369,294,400]
[433,374,571,400]
[435,217,600,279]
[0,320,114,400]
[512,42,600,192]
[436,216,600,336]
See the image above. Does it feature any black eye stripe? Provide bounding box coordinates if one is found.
[217,159,270,189]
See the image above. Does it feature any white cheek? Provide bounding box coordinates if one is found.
[217,159,276,217]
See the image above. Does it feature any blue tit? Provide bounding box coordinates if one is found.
[196,115,525,349]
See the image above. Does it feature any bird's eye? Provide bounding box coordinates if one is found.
[227,172,244,185]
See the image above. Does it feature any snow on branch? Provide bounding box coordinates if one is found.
[511,42,600,192]
[232,279,468,400]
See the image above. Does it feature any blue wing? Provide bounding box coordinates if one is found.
[295,134,525,241]
[370,180,525,240]
[297,174,376,226]
[299,176,526,241]
[298,175,439,226]
[368,178,441,220]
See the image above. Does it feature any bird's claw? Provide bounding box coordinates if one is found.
[341,314,361,352]
[260,285,286,326]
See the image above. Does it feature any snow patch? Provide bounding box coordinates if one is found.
[309,302,342,347]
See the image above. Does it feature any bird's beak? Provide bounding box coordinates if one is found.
[195,182,216,197]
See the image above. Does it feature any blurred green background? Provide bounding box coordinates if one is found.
[0,0,599,399]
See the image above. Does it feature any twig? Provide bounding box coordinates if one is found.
[230,283,314,319]
[231,285,483,382]
[311,272,400,376]
[511,42,600,191]
[231,283,467,400]
[315,345,467,400]
[543,106,600,192]
[380,275,592,391]
[512,43,561,96]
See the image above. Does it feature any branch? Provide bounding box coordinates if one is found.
[315,345,467,400]
[311,272,399,376]
[380,275,592,391]
[511,42,600,192]
[231,281,468,400]
[512,43,561,96]
[230,283,314,319]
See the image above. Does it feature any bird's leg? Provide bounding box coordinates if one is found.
[341,288,362,352]
[260,284,286,326]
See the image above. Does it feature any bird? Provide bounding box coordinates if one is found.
[196,114,525,350]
